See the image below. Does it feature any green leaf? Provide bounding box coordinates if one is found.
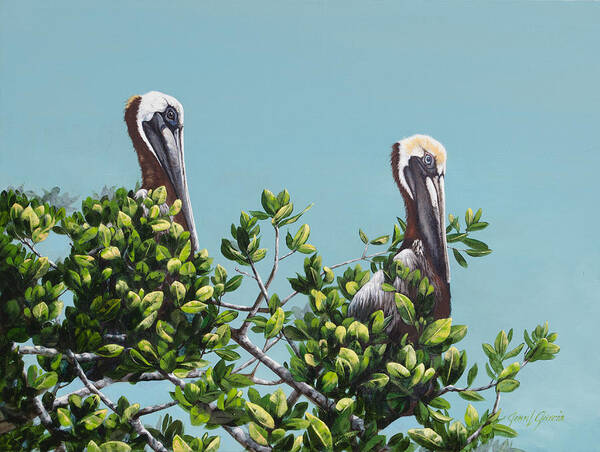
[135,311,158,331]
[448,324,468,344]
[169,199,182,216]
[151,186,168,204]
[279,203,313,226]
[261,189,279,215]
[172,434,193,452]
[320,371,338,393]
[497,379,520,393]
[265,307,285,339]
[246,402,275,429]
[464,403,479,427]
[395,293,415,325]
[369,235,390,245]
[296,244,316,254]
[495,330,509,356]
[365,373,389,389]
[181,300,207,314]
[87,441,101,452]
[347,320,369,343]
[504,343,525,360]
[386,362,410,379]
[248,422,269,446]
[465,208,474,227]
[337,347,360,377]
[57,407,72,427]
[306,413,333,449]
[99,441,132,452]
[195,285,214,301]
[429,397,451,410]
[33,371,58,391]
[452,248,467,267]
[204,437,220,452]
[335,398,354,412]
[32,302,49,321]
[466,221,489,232]
[498,362,520,381]
[100,246,121,261]
[359,229,369,244]
[465,248,492,257]
[160,350,177,372]
[458,390,485,402]
[382,283,396,292]
[462,238,489,250]
[81,409,107,430]
[492,424,518,438]
[447,232,467,243]
[428,408,453,423]
[270,389,288,418]
[420,318,452,346]
[467,363,478,386]
[292,224,310,248]
[406,428,444,449]
[79,226,98,243]
[284,418,310,430]
[96,344,124,358]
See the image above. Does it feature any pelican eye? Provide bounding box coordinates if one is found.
[164,107,178,126]
[423,152,435,167]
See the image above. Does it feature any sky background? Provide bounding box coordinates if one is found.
[1,1,599,451]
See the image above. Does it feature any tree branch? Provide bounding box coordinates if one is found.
[14,344,98,362]
[66,350,168,452]
[239,226,279,336]
[231,330,364,432]
[135,401,178,418]
[466,390,501,445]
[18,237,58,269]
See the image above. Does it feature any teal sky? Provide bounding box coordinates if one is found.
[1,2,599,451]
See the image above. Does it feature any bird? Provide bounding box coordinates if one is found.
[124,91,199,252]
[348,134,450,340]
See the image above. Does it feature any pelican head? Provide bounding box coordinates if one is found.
[124,91,199,252]
[391,134,449,283]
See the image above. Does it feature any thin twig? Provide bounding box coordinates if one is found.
[235,268,256,280]
[239,226,279,336]
[19,238,58,269]
[135,401,178,418]
[466,390,501,445]
[279,250,295,261]
[233,337,282,373]
[328,251,386,270]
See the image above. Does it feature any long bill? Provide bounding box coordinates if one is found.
[415,174,450,284]
[142,113,199,252]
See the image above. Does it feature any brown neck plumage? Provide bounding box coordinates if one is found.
[390,144,450,319]
[124,96,189,230]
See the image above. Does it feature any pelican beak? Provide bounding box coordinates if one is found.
[142,113,199,252]
[405,161,450,283]
[424,174,450,283]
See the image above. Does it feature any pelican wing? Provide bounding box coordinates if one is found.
[348,248,421,335]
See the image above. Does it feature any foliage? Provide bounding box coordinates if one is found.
[0,186,559,451]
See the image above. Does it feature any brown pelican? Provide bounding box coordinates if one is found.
[124,91,199,252]
[348,134,450,340]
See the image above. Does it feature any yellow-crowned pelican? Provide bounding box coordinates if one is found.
[124,91,199,252]
[348,134,450,339]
